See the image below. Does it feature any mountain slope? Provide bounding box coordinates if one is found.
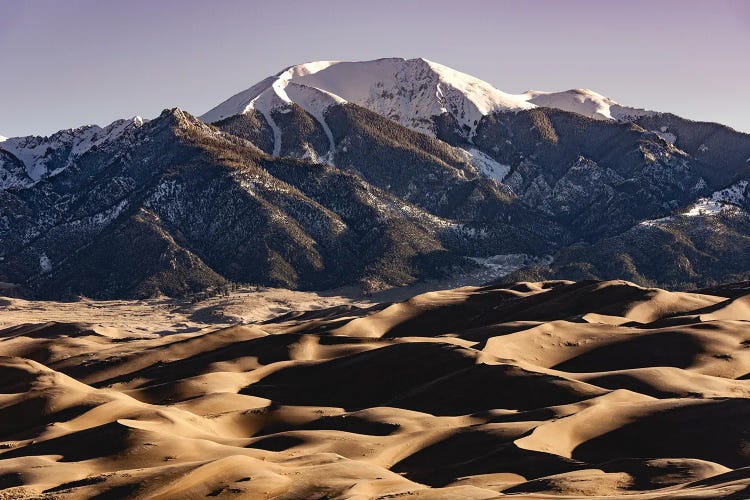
[1,107,559,299]
[510,184,750,289]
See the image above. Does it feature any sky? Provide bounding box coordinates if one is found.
[1,0,749,137]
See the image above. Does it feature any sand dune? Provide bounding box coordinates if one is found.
[1,279,750,498]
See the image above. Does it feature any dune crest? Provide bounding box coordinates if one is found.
[1,279,750,498]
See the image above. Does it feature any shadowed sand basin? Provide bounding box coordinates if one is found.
[1,279,750,498]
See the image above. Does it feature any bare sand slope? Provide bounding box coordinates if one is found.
[1,279,750,498]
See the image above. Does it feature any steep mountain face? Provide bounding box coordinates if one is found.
[1,107,554,299]
[0,118,145,189]
[629,113,750,186]
[3,57,750,298]
[214,101,563,255]
[510,181,750,288]
[470,109,708,239]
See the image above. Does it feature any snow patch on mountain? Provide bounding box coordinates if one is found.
[711,180,749,205]
[683,199,735,217]
[640,181,749,226]
[652,125,678,145]
[463,148,511,182]
[0,136,7,143]
[521,88,656,121]
[655,130,677,144]
[262,108,283,156]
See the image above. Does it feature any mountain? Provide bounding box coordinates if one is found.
[201,58,655,143]
[510,181,750,288]
[2,57,750,299]
[0,107,555,299]
[201,58,534,141]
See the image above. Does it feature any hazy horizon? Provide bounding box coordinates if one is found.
[2,0,749,137]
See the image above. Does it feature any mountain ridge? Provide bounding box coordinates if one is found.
[200,57,657,142]
[3,58,750,298]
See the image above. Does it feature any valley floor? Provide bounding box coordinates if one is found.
[0,260,526,338]
[1,279,750,498]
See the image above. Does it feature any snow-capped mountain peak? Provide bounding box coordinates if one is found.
[0,135,7,143]
[201,57,536,141]
[201,57,658,143]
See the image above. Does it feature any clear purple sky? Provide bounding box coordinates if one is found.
[1,0,749,137]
